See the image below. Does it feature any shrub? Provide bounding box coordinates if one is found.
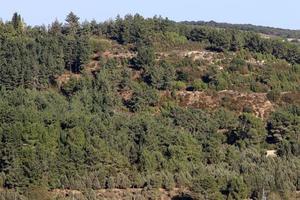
[190,80,207,91]
[162,172,175,190]
[89,37,112,52]
[267,89,281,102]
[170,81,186,90]
[116,173,131,189]
[106,177,115,189]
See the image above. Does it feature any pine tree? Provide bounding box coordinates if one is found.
[11,12,23,32]
[49,19,62,35]
[65,12,80,35]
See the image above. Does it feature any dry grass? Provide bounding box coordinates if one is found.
[168,90,275,119]
[51,188,189,200]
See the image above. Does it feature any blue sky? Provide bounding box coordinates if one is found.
[0,0,299,29]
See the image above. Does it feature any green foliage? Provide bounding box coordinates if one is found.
[0,13,92,89]
[0,12,299,200]
[143,62,176,90]
[133,45,155,69]
[187,25,300,64]
[228,57,247,73]
[64,35,91,73]
[61,78,83,97]
[170,81,186,90]
[222,177,249,200]
[11,12,23,32]
[267,105,300,156]
[267,89,281,102]
[89,37,112,53]
[126,83,159,112]
[227,113,267,147]
[64,12,80,35]
[189,79,207,91]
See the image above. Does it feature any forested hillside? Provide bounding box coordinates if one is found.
[0,13,299,200]
[182,20,300,40]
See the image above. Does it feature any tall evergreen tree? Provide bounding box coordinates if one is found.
[65,12,80,35]
[11,12,23,32]
[49,19,62,35]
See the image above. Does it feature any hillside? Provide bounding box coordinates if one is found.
[0,13,299,200]
[182,20,300,40]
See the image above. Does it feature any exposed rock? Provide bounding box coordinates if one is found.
[266,150,277,158]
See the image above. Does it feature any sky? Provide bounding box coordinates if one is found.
[0,0,299,29]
